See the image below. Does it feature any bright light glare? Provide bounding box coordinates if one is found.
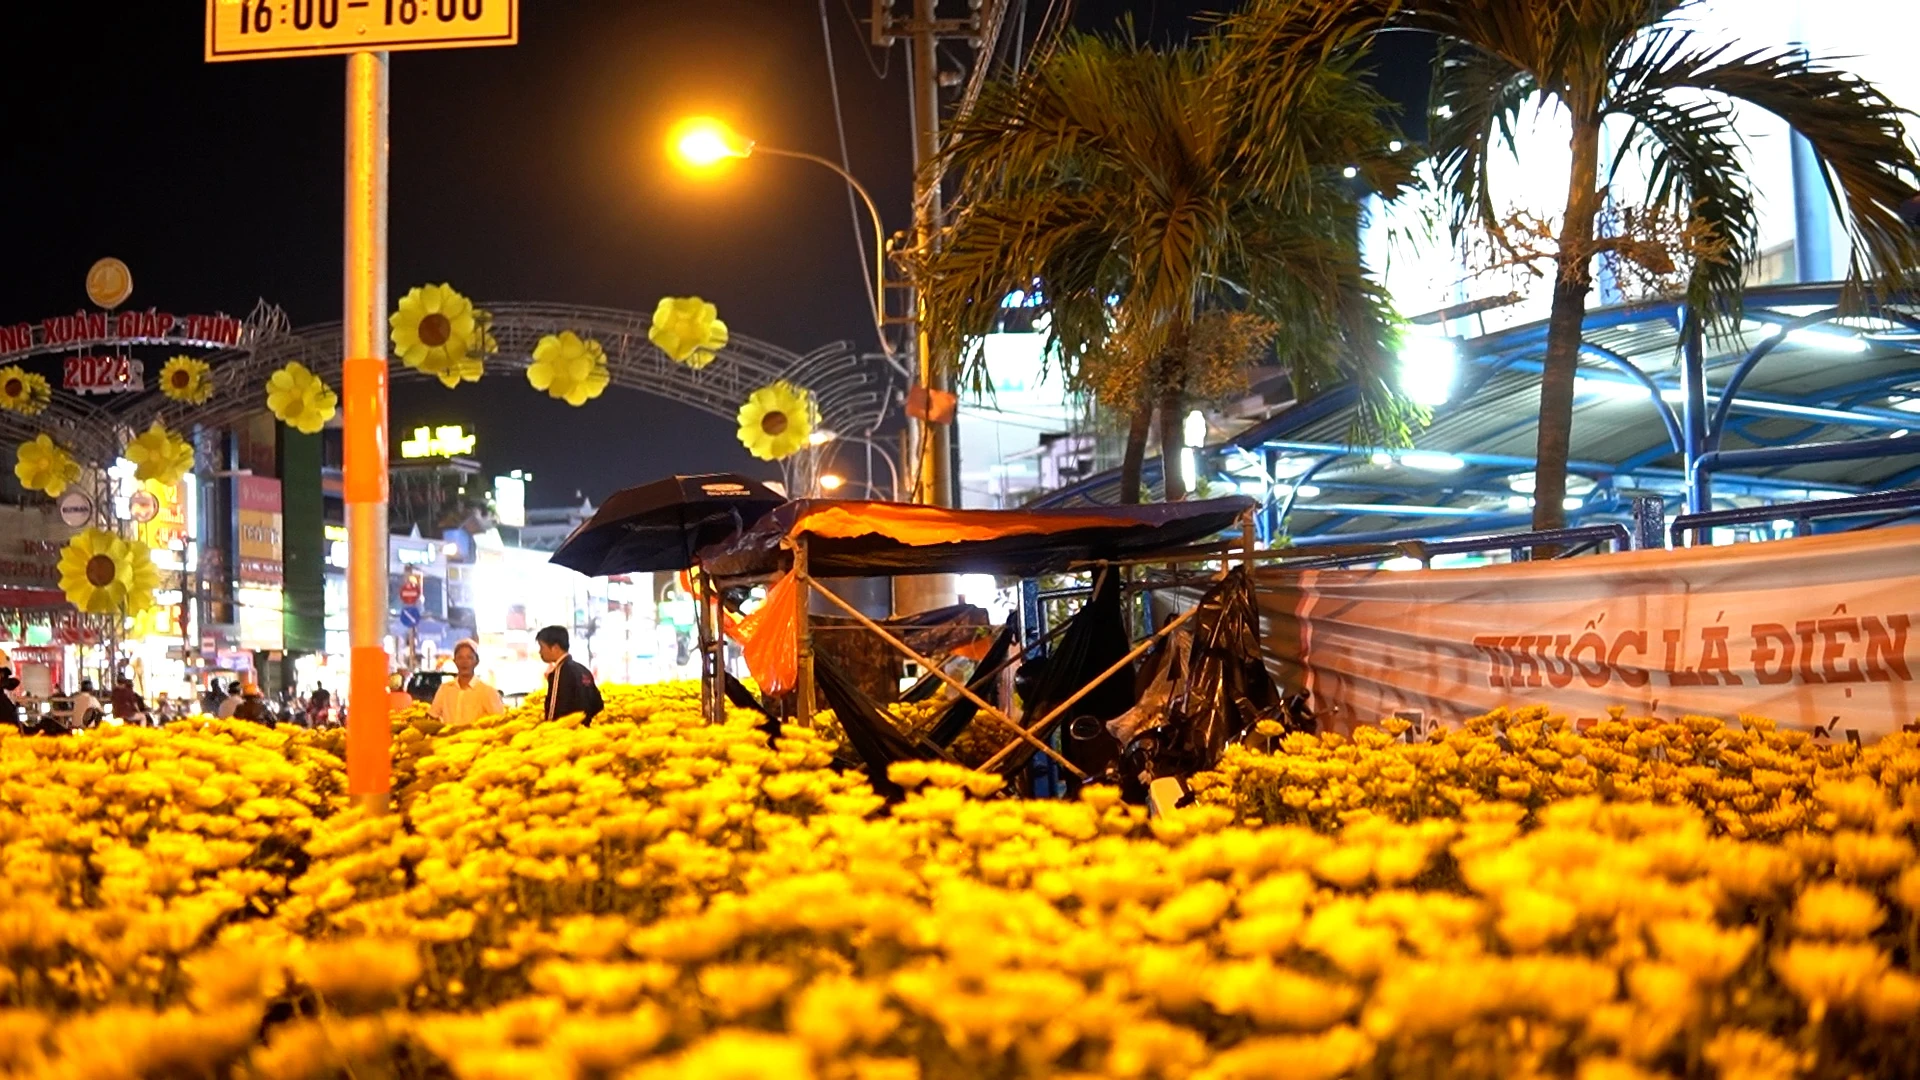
[670,117,749,169]
[1892,397,1920,414]
[1381,556,1424,571]
[808,429,837,446]
[1370,452,1394,467]
[1764,325,1871,353]
[1398,334,1459,407]
[818,474,845,491]
[1400,451,1466,472]
[1574,376,1653,401]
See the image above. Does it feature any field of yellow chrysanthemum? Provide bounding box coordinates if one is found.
[2,682,1915,1079]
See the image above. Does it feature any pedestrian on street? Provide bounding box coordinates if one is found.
[232,684,273,727]
[536,625,602,723]
[430,639,504,728]
[307,683,332,726]
[70,681,104,728]
[0,665,20,733]
[111,678,147,727]
[215,680,244,719]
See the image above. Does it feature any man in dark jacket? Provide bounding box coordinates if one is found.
[536,625,602,722]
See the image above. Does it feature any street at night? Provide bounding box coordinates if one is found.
[3,1,1920,1076]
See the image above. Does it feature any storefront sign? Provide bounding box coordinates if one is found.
[1259,525,1920,739]
[0,506,78,598]
[57,492,93,528]
[0,309,247,361]
[63,354,144,395]
[237,584,285,651]
[400,425,476,459]
[237,476,284,586]
[204,0,519,63]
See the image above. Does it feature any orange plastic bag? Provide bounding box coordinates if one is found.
[731,571,798,695]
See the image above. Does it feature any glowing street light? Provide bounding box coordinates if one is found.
[669,116,751,169]
[817,473,845,492]
[667,115,888,351]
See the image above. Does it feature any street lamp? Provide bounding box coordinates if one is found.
[668,116,888,338]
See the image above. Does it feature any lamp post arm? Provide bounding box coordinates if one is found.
[753,145,889,337]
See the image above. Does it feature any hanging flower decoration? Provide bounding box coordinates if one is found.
[476,308,500,357]
[124,420,195,488]
[0,365,52,416]
[736,381,814,461]
[266,362,339,434]
[57,528,161,617]
[527,331,611,406]
[650,296,729,369]
[157,356,215,405]
[14,435,81,498]
[391,283,480,387]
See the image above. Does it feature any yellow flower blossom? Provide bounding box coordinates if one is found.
[265,362,338,433]
[649,295,729,368]
[14,434,81,498]
[527,331,610,406]
[158,356,214,404]
[0,364,51,415]
[125,420,195,487]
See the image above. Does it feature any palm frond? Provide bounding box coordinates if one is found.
[1629,40,1920,294]
[1428,42,1536,247]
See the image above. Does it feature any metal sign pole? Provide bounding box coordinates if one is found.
[343,50,392,810]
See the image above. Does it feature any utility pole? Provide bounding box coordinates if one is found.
[875,0,981,614]
[874,0,979,513]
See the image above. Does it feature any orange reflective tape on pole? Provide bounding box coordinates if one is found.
[341,357,388,503]
[347,646,392,794]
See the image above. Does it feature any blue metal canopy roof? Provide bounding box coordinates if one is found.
[1029,283,1920,546]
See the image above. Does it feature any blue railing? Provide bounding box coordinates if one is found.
[1670,487,1920,546]
[1280,524,1632,570]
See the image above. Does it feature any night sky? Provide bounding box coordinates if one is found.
[2,1,1428,507]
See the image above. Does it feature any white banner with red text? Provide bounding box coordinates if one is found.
[1253,525,1920,739]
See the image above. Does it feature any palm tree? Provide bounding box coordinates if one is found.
[1236,0,1920,530]
[911,24,1414,504]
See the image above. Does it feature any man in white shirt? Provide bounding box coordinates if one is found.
[430,639,504,728]
[69,681,105,728]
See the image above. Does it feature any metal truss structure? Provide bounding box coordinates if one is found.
[3,302,898,470]
[1032,283,1920,547]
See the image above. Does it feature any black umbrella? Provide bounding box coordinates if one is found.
[548,473,786,576]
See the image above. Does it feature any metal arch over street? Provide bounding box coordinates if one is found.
[1030,283,1920,546]
[0,302,898,467]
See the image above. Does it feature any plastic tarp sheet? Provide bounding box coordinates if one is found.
[998,571,1134,779]
[698,497,1255,580]
[813,650,949,800]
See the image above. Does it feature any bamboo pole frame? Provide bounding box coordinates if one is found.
[978,597,1205,772]
[804,576,1087,779]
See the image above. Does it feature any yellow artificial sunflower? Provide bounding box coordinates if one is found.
[266,362,339,434]
[124,420,195,487]
[14,434,81,498]
[391,283,479,385]
[57,529,162,617]
[736,381,813,461]
[0,365,52,416]
[527,331,611,406]
[650,296,729,369]
[157,356,215,404]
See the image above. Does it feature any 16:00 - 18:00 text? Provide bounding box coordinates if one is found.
[233,0,487,33]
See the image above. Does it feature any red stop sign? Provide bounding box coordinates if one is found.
[399,575,422,605]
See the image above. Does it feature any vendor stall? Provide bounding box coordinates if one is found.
[698,496,1267,794]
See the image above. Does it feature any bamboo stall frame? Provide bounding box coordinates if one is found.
[766,509,1257,780]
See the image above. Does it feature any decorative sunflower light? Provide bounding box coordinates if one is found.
[527,331,611,406]
[157,356,214,404]
[391,283,480,387]
[57,529,162,617]
[0,365,52,416]
[125,420,194,487]
[736,381,814,461]
[266,362,339,434]
[14,435,81,498]
[649,296,729,369]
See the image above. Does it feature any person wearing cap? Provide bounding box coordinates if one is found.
[232,683,273,727]
[430,639,504,728]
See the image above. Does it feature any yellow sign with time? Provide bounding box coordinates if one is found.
[205,0,516,62]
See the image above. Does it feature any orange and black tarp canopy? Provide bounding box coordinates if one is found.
[697,496,1255,579]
